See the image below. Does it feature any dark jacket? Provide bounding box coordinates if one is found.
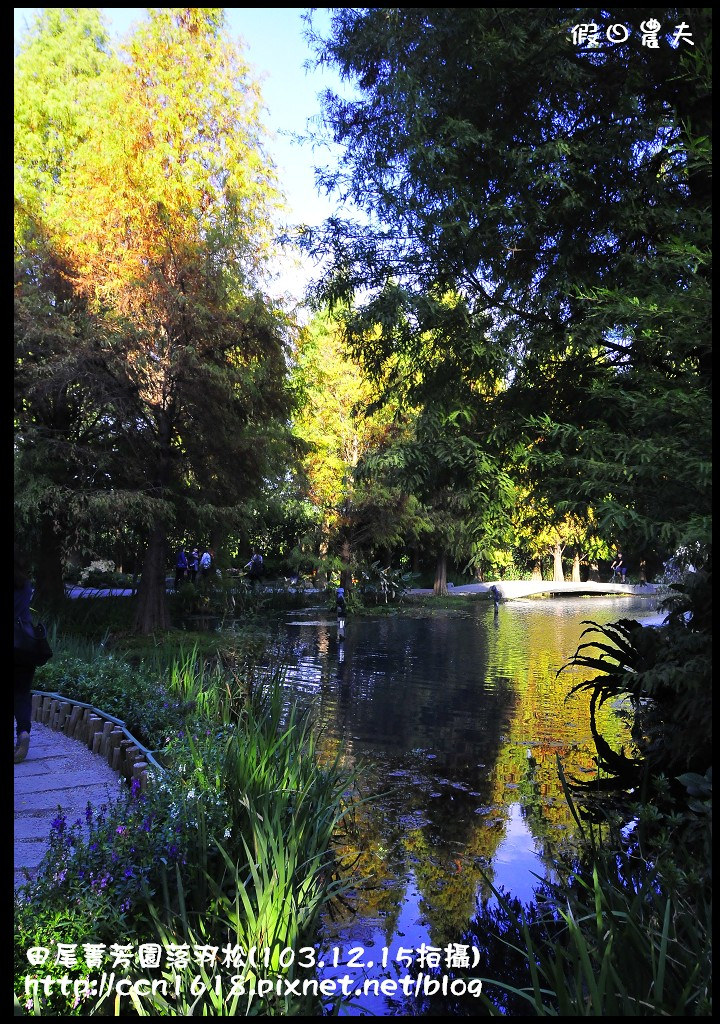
[15,580,33,625]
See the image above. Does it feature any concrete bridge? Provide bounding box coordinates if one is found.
[411,580,660,600]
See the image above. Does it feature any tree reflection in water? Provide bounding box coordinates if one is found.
[273,597,654,1013]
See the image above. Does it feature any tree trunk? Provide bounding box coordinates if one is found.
[339,537,352,592]
[433,551,448,596]
[34,515,65,607]
[571,550,581,582]
[552,541,565,582]
[135,525,170,633]
[316,529,330,589]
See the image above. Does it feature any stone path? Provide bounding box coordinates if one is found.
[14,722,122,890]
[408,580,660,598]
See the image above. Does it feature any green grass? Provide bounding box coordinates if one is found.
[478,853,711,1016]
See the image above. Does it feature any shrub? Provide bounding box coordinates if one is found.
[34,652,191,750]
[16,679,359,1017]
[77,559,115,584]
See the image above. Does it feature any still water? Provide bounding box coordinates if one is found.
[273,595,659,1015]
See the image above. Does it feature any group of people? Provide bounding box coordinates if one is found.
[174,547,265,589]
[174,546,213,588]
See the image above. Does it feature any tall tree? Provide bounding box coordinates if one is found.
[14,9,140,603]
[302,8,711,558]
[17,8,296,630]
[292,310,413,587]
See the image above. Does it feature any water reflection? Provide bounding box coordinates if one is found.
[273,597,657,1014]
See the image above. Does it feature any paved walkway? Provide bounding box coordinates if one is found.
[14,723,122,890]
[409,580,660,598]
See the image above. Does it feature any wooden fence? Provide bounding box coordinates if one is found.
[30,690,164,792]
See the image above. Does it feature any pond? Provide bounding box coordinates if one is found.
[271,594,661,1015]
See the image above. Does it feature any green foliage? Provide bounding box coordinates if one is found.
[121,702,357,1014]
[560,568,712,789]
[355,560,420,604]
[477,851,711,1016]
[41,596,138,637]
[16,668,360,1017]
[34,651,190,751]
[303,7,711,558]
[15,900,99,1017]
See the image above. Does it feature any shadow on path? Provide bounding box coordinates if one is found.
[14,722,122,890]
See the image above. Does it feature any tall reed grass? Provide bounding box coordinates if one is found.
[90,676,360,1015]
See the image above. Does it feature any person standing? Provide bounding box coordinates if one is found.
[199,548,212,579]
[489,585,501,614]
[336,586,347,637]
[610,553,627,582]
[174,546,188,589]
[244,549,263,587]
[14,550,35,764]
[189,547,199,584]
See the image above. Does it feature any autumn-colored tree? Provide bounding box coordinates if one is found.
[319,288,516,593]
[16,8,299,626]
[14,9,142,603]
[17,9,296,630]
[291,310,415,588]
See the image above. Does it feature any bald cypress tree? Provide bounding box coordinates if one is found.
[15,9,297,630]
[14,9,133,604]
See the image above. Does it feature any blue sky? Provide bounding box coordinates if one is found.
[14,7,351,301]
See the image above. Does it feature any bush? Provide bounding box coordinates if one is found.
[16,677,359,1017]
[50,595,137,636]
[34,652,191,750]
[356,561,420,604]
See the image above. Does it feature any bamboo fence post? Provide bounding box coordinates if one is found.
[80,708,91,743]
[42,698,53,726]
[124,745,140,779]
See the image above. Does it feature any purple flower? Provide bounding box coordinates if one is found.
[131,778,141,797]
[51,815,66,833]
[85,804,93,824]
[124,868,134,879]
[116,826,127,835]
